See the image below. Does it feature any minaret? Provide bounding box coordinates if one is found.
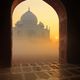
[46,25,49,30]
[28,7,30,12]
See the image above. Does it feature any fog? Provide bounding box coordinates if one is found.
[12,36,59,64]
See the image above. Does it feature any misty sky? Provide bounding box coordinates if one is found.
[12,0,59,63]
[12,0,59,41]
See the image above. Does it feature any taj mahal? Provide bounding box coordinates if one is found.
[13,8,50,40]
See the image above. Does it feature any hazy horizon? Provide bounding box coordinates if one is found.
[12,35,59,63]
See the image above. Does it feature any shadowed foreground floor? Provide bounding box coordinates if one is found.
[0,60,80,80]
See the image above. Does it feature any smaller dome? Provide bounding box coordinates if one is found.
[21,8,38,24]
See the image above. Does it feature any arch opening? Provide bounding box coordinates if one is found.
[11,0,67,64]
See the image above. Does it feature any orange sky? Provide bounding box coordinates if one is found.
[12,0,59,41]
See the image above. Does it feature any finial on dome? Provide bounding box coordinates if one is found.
[28,7,30,11]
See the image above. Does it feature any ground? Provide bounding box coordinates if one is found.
[0,60,80,80]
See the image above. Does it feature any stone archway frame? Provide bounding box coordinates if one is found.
[11,0,67,64]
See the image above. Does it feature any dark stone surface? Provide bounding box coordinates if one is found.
[0,63,80,80]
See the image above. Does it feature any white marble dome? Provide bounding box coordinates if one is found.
[21,8,37,25]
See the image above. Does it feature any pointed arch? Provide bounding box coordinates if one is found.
[11,0,67,63]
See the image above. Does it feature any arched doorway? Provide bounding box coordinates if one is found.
[11,0,67,64]
[12,0,59,64]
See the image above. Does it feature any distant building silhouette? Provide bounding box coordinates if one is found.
[13,8,50,40]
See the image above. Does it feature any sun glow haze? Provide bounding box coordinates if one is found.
[12,0,59,41]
